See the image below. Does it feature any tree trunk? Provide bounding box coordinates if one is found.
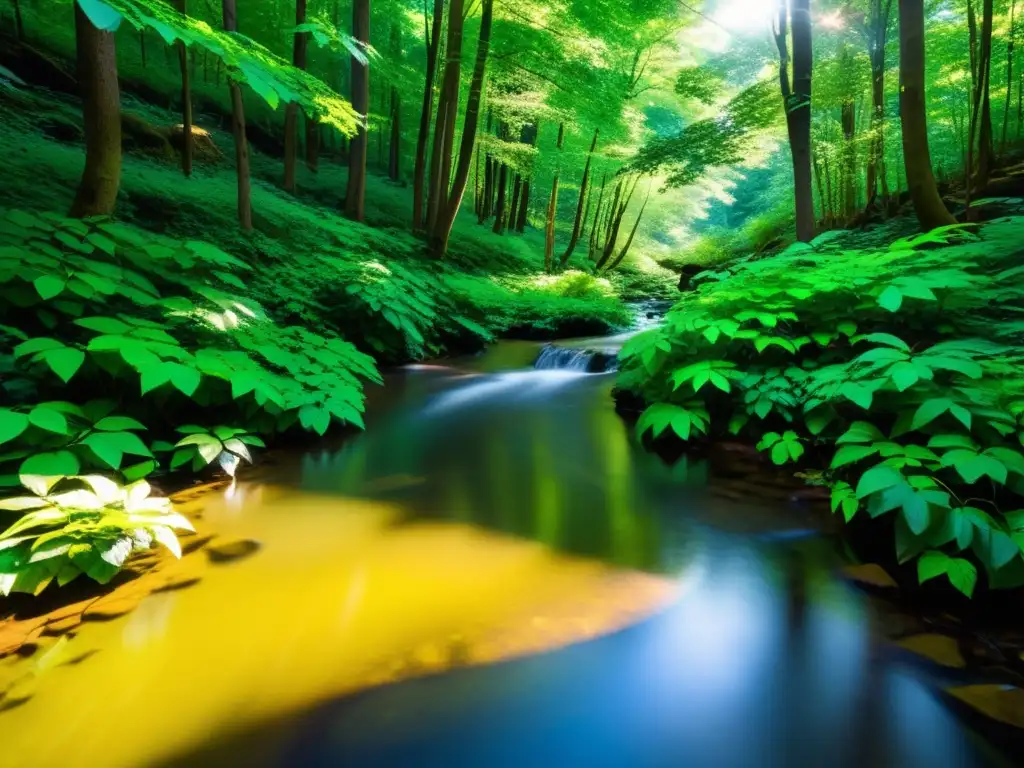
[898,0,956,229]
[606,183,651,272]
[431,0,493,256]
[492,163,508,234]
[544,123,564,273]
[560,128,599,269]
[173,0,193,178]
[775,0,815,242]
[221,0,252,229]
[480,148,494,223]
[864,0,892,205]
[413,0,444,230]
[284,0,309,193]
[70,2,121,218]
[508,174,522,231]
[426,0,464,232]
[1001,0,1016,153]
[345,0,370,221]
[516,180,530,231]
[976,0,995,186]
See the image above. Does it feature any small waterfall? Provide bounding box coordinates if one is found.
[533,345,616,373]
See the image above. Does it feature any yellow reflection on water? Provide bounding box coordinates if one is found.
[0,483,677,768]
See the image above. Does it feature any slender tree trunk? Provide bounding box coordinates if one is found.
[775,0,815,242]
[426,0,464,233]
[1001,0,1016,153]
[284,0,309,193]
[813,153,826,227]
[173,0,193,178]
[588,174,606,257]
[898,0,956,228]
[516,180,531,231]
[431,0,493,256]
[222,0,252,229]
[480,147,493,223]
[508,174,522,230]
[413,0,444,230]
[560,128,599,269]
[977,0,995,186]
[606,183,651,272]
[492,163,508,234]
[544,123,564,273]
[70,2,121,217]
[345,0,371,221]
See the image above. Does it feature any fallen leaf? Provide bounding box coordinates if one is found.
[896,634,965,668]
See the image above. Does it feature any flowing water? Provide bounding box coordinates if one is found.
[0,332,1013,768]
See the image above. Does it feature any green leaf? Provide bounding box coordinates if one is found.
[93,416,147,431]
[74,316,133,334]
[75,0,123,31]
[878,285,903,312]
[0,409,30,445]
[33,274,66,300]
[82,431,153,469]
[42,347,85,382]
[175,433,222,465]
[918,551,977,597]
[13,337,64,359]
[28,406,68,435]
[839,382,873,409]
[911,399,954,431]
[837,421,886,445]
[831,444,879,468]
[855,465,905,499]
[19,450,80,478]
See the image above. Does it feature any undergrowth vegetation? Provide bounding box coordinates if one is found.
[620,215,1024,598]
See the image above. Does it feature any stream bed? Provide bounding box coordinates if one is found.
[0,335,1014,767]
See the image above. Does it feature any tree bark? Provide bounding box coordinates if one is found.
[413,0,444,230]
[173,0,193,178]
[864,0,892,205]
[492,163,508,234]
[70,2,121,218]
[305,115,319,172]
[774,0,815,242]
[976,0,995,186]
[508,174,522,231]
[544,123,564,273]
[606,183,651,272]
[284,0,309,193]
[222,0,252,229]
[345,0,370,221]
[431,0,493,256]
[841,98,856,219]
[898,0,956,229]
[560,128,598,269]
[426,0,464,233]
[516,180,530,231]
[1001,0,1016,153]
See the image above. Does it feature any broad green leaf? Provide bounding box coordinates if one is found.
[855,465,905,499]
[28,406,68,435]
[19,450,80,478]
[33,274,66,300]
[0,409,30,445]
[42,347,86,383]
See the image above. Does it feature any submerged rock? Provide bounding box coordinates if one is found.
[206,539,262,565]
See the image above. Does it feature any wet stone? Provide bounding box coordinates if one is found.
[205,539,262,565]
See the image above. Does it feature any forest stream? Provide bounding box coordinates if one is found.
[0,320,1016,768]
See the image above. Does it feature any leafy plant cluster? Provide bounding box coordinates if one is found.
[619,216,1024,597]
[0,206,380,592]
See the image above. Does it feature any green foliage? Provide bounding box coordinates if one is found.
[0,475,192,595]
[619,215,1024,595]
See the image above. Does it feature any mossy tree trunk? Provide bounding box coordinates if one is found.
[898,0,957,229]
[70,2,121,218]
[345,0,370,221]
[426,0,464,233]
